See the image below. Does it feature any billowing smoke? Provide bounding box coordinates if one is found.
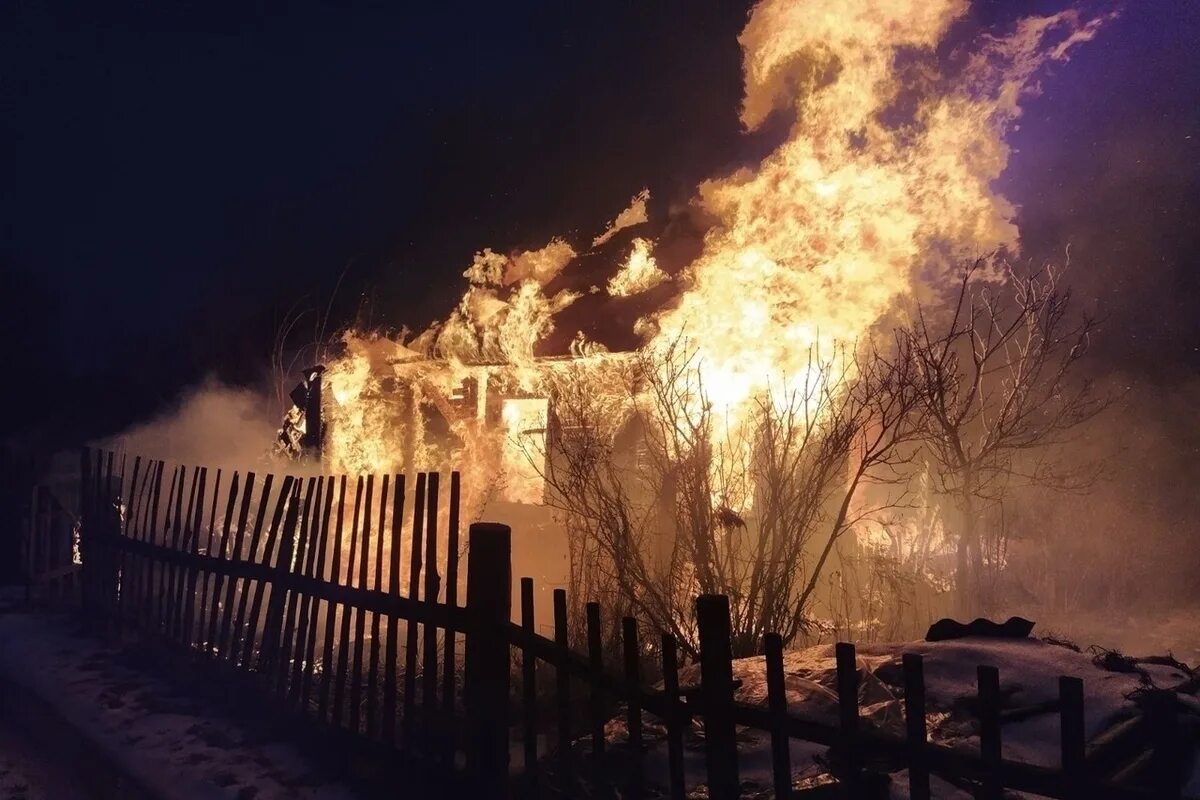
[104,378,286,472]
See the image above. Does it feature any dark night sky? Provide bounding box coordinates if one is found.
[3,0,1199,448]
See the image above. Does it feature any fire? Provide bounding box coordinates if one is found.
[315,0,1110,515]
[645,0,1109,437]
[608,238,667,298]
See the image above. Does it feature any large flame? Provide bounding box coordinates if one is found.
[645,0,1109,432]
[318,0,1109,496]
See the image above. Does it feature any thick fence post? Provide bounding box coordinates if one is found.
[696,594,739,800]
[1059,676,1085,800]
[903,653,931,800]
[465,522,512,796]
[977,665,1002,800]
[835,642,861,798]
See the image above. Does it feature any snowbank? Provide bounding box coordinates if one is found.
[0,612,356,800]
[600,637,1199,798]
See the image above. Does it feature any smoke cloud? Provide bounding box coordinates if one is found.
[104,378,285,472]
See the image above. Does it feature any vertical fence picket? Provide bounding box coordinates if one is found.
[116,456,142,630]
[276,477,315,699]
[1059,676,1085,799]
[130,459,155,630]
[366,473,388,738]
[442,471,460,716]
[350,474,373,734]
[149,465,177,633]
[978,665,1002,800]
[553,588,572,776]
[903,653,931,800]
[289,477,323,707]
[521,577,538,780]
[131,461,156,630]
[196,469,222,650]
[242,476,293,669]
[264,482,301,695]
[586,602,605,760]
[403,473,427,748]
[660,633,685,800]
[162,464,187,641]
[182,468,208,651]
[204,472,241,656]
[318,476,347,724]
[422,472,441,746]
[217,473,256,658]
[142,462,167,632]
[170,467,201,644]
[697,595,739,800]
[383,474,405,745]
[622,616,643,800]
[333,476,363,730]
[229,475,275,666]
[765,632,791,800]
[302,476,335,714]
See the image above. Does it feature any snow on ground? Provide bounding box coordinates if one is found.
[0,612,357,800]
[599,636,1199,798]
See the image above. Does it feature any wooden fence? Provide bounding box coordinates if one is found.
[76,448,1189,800]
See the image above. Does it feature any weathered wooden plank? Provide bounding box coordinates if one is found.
[661,633,685,800]
[162,464,185,623]
[765,632,791,800]
[1060,676,1085,800]
[350,474,373,734]
[301,476,335,714]
[195,468,222,648]
[276,478,316,698]
[170,466,202,643]
[463,523,511,796]
[318,475,348,724]
[553,588,571,770]
[217,473,257,658]
[904,653,930,800]
[132,460,162,630]
[115,456,142,629]
[203,472,241,655]
[422,472,441,741]
[366,473,387,738]
[441,471,461,716]
[229,474,275,666]
[289,477,324,707]
[521,577,537,778]
[697,595,739,800]
[263,481,302,694]
[140,461,166,630]
[181,467,208,651]
[623,616,643,800]
[835,642,861,797]
[242,475,294,669]
[402,473,427,748]
[109,535,471,631]
[586,601,605,759]
[333,476,364,730]
[978,664,1002,800]
[383,474,405,746]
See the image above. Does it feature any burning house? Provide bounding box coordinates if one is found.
[273,0,1114,642]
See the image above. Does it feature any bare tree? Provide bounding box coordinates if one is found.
[906,260,1109,610]
[535,336,923,656]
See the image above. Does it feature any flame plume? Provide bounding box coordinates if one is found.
[319,0,1110,489]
